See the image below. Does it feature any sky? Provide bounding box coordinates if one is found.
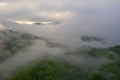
[0,0,120,47]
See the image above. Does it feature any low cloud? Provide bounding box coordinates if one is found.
[37,11,74,20]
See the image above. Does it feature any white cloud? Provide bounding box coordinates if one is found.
[0,2,9,11]
[0,2,7,7]
[38,11,74,20]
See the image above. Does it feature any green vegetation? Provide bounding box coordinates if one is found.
[90,59,120,80]
[109,45,120,54]
[10,57,120,80]
[75,46,117,59]
[81,36,103,42]
[4,33,36,54]
[10,59,87,80]
[9,44,120,80]
[0,30,37,62]
[85,48,115,59]
[1,30,120,80]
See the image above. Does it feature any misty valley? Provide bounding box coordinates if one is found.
[0,30,120,80]
[0,0,120,80]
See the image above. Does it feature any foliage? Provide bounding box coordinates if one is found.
[10,59,88,80]
[109,45,120,54]
[10,58,120,80]
[9,45,120,80]
[81,36,103,42]
[0,30,37,62]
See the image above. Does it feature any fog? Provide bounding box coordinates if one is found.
[0,0,120,79]
[0,0,120,47]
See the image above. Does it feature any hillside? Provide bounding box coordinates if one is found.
[0,30,37,63]
[10,45,120,80]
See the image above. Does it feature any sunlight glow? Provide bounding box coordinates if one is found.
[0,3,8,7]
[0,24,6,30]
[9,19,34,25]
[8,19,60,26]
